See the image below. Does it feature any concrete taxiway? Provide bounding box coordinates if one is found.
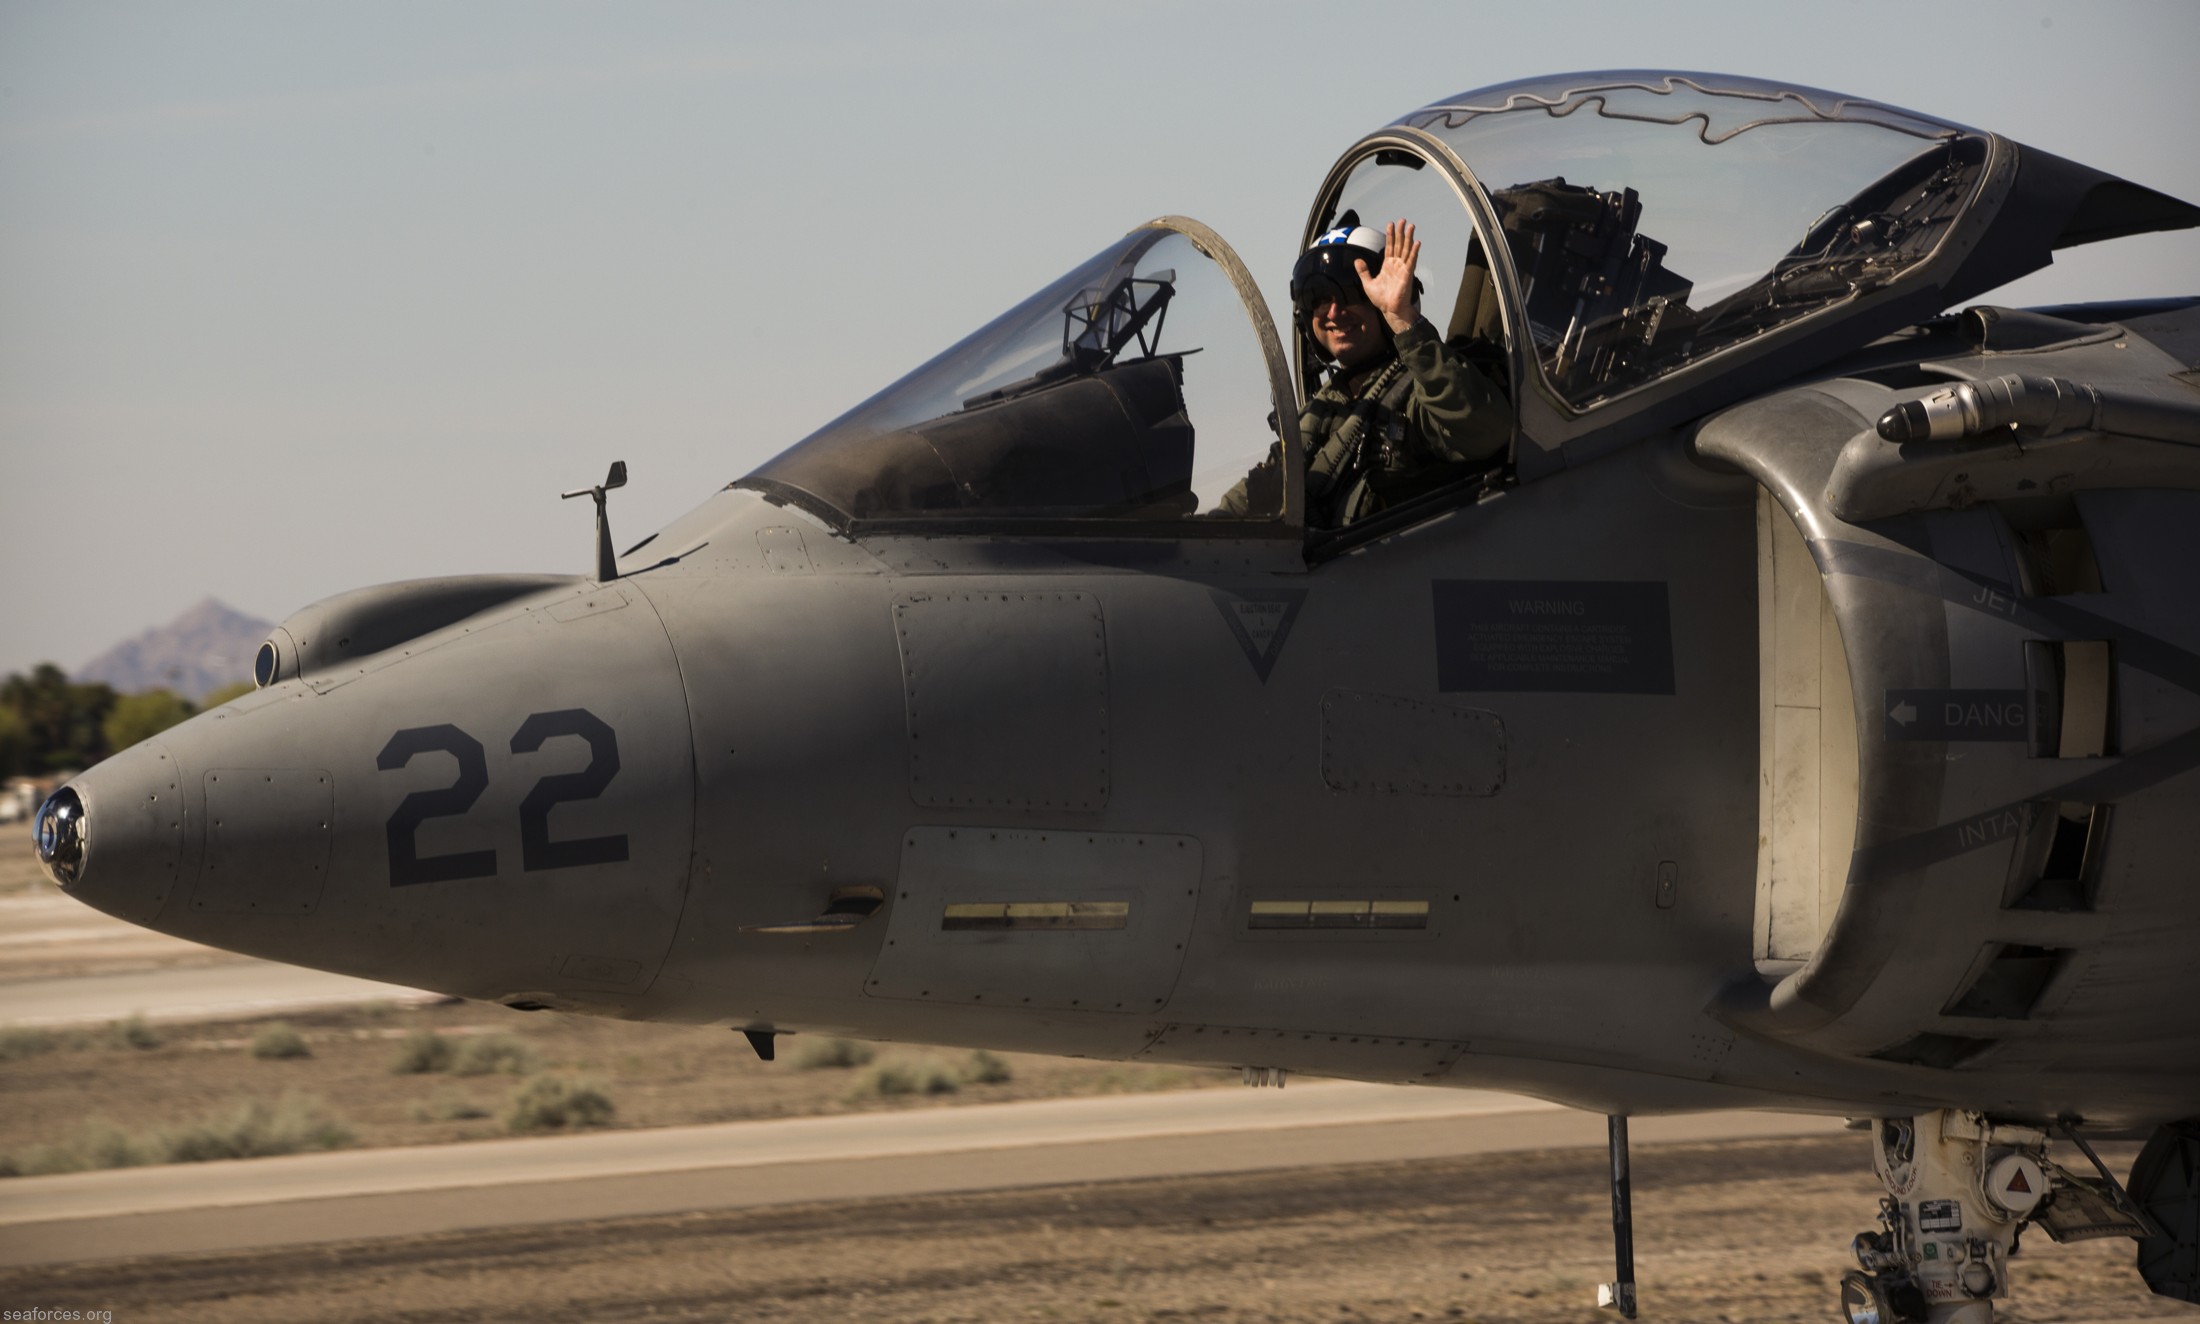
[0,1081,1847,1269]
[0,959,437,1027]
[0,888,432,1026]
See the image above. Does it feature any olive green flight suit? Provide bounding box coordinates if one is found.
[1214,318,1511,525]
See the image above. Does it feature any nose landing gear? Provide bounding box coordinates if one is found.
[1839,1112,2045,1323]
[1839,1109,2179,1322]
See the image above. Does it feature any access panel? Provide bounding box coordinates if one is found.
[865,827,1201,1013]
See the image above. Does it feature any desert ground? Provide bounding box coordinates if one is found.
[1,1134,2181,1323]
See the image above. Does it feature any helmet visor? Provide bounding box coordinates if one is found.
[1289,246,1373,318]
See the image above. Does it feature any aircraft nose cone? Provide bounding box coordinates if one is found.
[44,740,186,926]
[33,786,86,886]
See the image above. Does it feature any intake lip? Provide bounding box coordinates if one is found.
[34,786,86,887]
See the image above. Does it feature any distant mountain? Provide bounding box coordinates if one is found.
[77,598,273,700]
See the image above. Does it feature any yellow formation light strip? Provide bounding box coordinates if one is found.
[1247,899,1430,930]
[941,901,1131,931]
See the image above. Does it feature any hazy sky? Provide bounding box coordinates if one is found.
[3,0,2195,681]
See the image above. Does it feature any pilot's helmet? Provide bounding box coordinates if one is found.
[1290,210,1386,330]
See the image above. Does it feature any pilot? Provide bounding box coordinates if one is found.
[1216,214,1511,525]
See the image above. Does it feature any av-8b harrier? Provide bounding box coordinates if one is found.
[35,71,2200,1322]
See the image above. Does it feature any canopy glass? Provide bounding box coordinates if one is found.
[740,225,1295,531]
[1396,72,1987,410]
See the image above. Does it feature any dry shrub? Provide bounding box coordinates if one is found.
[411,1086,491,1123]
[846,1056,960,1101]
[156,1093,355,1162]
[504,1076,614,1133]
[792,1037,876,1070]
[390,1029,455,1074]
[250,1023,311,1060]
[104,1014,161,1051]
[454,1033,539,1077]
[961,1050,1013,1085]
[0,1027,55,1062]
[2,1094,353,1175]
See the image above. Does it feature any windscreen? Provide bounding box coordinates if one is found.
[740,228,1290,527]
[1400,74,1986,409]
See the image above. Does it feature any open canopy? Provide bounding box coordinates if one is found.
[1396,73,1986,408]
[739,220,1300,536]
[723,71,2197,540]
[1357,70,2198,471]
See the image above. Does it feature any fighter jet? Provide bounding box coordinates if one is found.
[34,71,2200,1321]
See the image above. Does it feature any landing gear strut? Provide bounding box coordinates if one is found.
[1841,1111,2048,1323]
[1600,1114,1638,1318]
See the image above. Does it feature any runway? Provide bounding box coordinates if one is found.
[0,888,433,1026]
[0,1081,1845,1269]
[0,958,437,1027]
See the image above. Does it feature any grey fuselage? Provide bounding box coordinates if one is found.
[54,302,2200,1134]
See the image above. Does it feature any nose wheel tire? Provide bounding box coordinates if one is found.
[2132,1120,2200,1304]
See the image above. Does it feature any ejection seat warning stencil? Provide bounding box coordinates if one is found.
[1211,589,1307,682]
[1883,689,2029,742]
[1432,581,1674,694]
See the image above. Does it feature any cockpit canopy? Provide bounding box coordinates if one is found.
[742,223,1298,535]
[1358,70,2193,471]
[1389,72,1985,408]
[729,71,2195,539]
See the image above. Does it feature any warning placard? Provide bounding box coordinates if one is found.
[1917,1198,1963,1233]
[1884,688,2031,742]
[1433,580,1674,695]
